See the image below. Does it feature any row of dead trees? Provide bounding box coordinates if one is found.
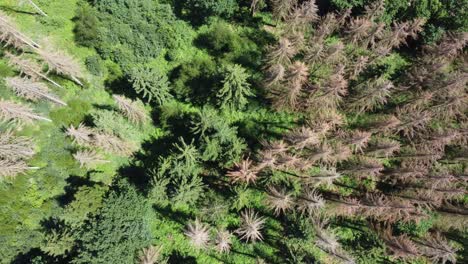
[224,0,467,262]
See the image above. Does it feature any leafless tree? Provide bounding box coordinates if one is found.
[0,130,34,160]
[381,230,421,260]
[280,61,309,109]
[37,43,83,86]
[138,245,164,264]
[360,194,425,223]
[0,158,30,178]
[265,186,295,215]
[250,0,261,16]
[341,130,372,153]
[395,107,432,139]
[342,157,384,180]
[428,32,468,60]
[312,218,355,264]
[399,146,442,169]
[297,188,325,215]
[363,0,385,20]
[319,65,348,107]
[5,77,66,106]
[383,165,428,183]
[264,63,285,87]
[214,229,232,253]
[236,209,265,242]
[365,138,400,158]
[0,12,40,49]
[0,100,51,123]
[267,37,296,65]
[368,115,401,134]
[346,17,373,44]
[94,133,136,156]
[286,0,319,32]
[276,153,305,170]
[66,123,94,146]
[184,219,210,249]
[313,13,339,43]
[286,126,320,150]
[73,150,109,169]
[19,0,48,16]
[348,77,394,114]
[271,0,297,21]
[416,233,458,264]
[304,167,342,187]
[113,95,149,124]
[227,158,258,184]
[5,52,63,89]
[324,41,345,65]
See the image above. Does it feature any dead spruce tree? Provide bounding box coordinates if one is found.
[138,245,164,264]
[113,95,148,124]
[0,130,34,160]
[0,12,40,50]
[0,100,51,123]
[73,150,109,169]
[37,43,84,86]
[223,1,467,262]
[0,159,30,178]
[236,209,266,242]
[184,219,211,249]
[5,52,64,89]
[214,229,233,253]
[19,0,48,17]
[66,123,135,156]
[5,77,66,106]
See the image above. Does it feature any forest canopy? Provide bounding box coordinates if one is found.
[0,0,467,264]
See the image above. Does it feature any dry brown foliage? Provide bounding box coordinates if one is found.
[265,186,295,215]
[37,42,83,85]
[73,150,109,169]
[297,188,325,215]
[5,77,66,106]
[214,229,232,253]
[0,130,34,161]
[0,100,51,123]
[236,209,265,242]
[113,95,149,124]
[227,157,258,184]
[184,219,210,249]
[138,245,163,264]
[0,158,29,178]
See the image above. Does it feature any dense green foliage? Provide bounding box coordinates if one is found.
[0,0,466,264]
